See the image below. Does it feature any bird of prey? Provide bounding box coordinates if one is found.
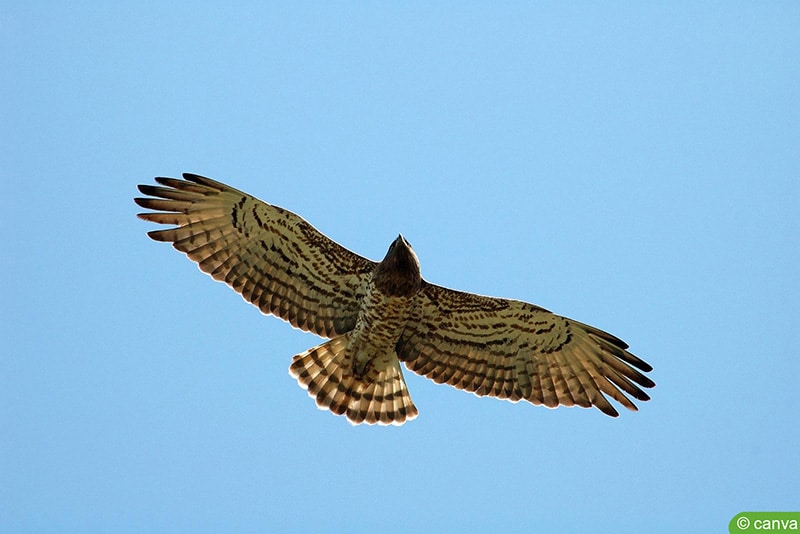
[135,173,654,426]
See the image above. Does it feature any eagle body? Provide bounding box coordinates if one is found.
[289,237,423,424]
[350,237,421,378]
[136,174,654,426]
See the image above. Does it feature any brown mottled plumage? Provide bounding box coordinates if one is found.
[135,173,654,425]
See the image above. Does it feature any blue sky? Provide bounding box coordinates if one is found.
[3,3,798,532]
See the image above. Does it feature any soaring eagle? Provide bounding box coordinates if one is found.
[135,174,654,425]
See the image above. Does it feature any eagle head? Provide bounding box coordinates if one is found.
[373,235,422,297]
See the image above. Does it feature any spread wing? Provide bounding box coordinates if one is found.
[135,173,376,337]
[396,283,654,416]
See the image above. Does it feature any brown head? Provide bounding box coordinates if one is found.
[373,235,422,297]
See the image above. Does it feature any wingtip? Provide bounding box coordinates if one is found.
[600,404,621,417]
[145,229,170,242]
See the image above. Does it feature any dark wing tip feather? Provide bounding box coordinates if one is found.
[587,325,630,350]
[583,323,654,376]
[135,211,156,222]
[181,172,227,189]
[145,229,172,242]
[626,355,654,376]
[637,375,656,389]
[154,176,178,186]
[612,347,653,374]
[135,197,175,227]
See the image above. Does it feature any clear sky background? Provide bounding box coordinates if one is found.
[2,3,798,533]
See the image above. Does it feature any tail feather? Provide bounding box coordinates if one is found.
[288,335,418,426]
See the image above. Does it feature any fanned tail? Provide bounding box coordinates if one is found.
[288,334,418,426]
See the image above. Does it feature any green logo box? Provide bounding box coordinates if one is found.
[730,512,800,533]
